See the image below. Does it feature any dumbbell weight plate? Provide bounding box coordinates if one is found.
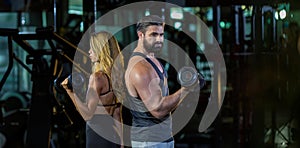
[67,72,85,91]
[177,66,198,87]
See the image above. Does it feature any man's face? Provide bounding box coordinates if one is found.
[142,25,164,54]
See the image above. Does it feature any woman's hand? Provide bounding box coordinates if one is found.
[61,78,71,92]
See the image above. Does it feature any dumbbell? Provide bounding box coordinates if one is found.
[53,72,86,93]
[177,66,205,89]
[67,72,86,91]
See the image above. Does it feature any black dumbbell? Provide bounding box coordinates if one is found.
[67,72,85,91]
[177,66,205,89]
[54,76,67,93]
[53,72,86,93]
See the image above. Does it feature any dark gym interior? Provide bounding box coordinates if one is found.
[0,0,300,148]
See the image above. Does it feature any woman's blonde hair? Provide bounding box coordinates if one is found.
[89,31,125,101]
[90,31,123,77]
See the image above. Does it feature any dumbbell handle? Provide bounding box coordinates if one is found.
[53,72,86,93]
[198,72,206,89]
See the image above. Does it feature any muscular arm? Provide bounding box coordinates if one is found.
[128,61,190,119]
[62,73,107,121]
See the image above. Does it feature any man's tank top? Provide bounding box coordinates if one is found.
[127,52,173,142]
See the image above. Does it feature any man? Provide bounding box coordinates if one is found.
[125,15,197,148]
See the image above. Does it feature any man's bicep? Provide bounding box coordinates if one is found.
[132,72,162,111]
[131,71,152,100]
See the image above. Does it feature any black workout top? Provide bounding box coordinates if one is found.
[100,73,112,96]
[127,52,173,142]
[98,72,120,108]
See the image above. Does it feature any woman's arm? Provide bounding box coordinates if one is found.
[61,73,103,121]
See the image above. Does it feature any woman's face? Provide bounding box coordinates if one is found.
[88,48,98,63]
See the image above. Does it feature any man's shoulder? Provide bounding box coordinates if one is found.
[131,61,152,76]
[127,56,151,71]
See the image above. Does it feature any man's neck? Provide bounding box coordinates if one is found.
[146,52,155,59]
[134,47,155,58]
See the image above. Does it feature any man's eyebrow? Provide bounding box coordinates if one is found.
[149,32,164,36]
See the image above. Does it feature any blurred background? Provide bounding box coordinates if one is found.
[0,0,299,148]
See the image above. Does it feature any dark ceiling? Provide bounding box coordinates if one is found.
[0,0,298,12]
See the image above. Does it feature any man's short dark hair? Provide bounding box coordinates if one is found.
[136,15,165,33]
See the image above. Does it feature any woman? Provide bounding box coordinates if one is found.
[61,31,124,148]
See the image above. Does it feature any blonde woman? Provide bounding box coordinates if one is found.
[61,31,124,148]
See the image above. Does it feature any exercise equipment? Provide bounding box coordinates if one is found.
[177,66,206,89]
[0,26,88,148]
[54,72,86,92]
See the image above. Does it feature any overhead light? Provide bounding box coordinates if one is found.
[275,9,287,20]
[145,9,150,16]
[174,22,182,30]
[279,9,287,19]
[275,11,279,20]
[170,7,183,20]
[241,5,246,10]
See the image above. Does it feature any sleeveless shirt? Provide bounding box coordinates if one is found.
[127,52,173,142]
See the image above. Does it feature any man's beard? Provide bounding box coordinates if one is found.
[143,39,163,54]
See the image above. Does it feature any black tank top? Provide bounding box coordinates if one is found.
[127,52,173,142]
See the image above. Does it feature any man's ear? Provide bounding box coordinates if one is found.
[137,31,144,38]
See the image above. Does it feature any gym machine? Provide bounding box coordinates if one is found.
[0,26,88,148]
